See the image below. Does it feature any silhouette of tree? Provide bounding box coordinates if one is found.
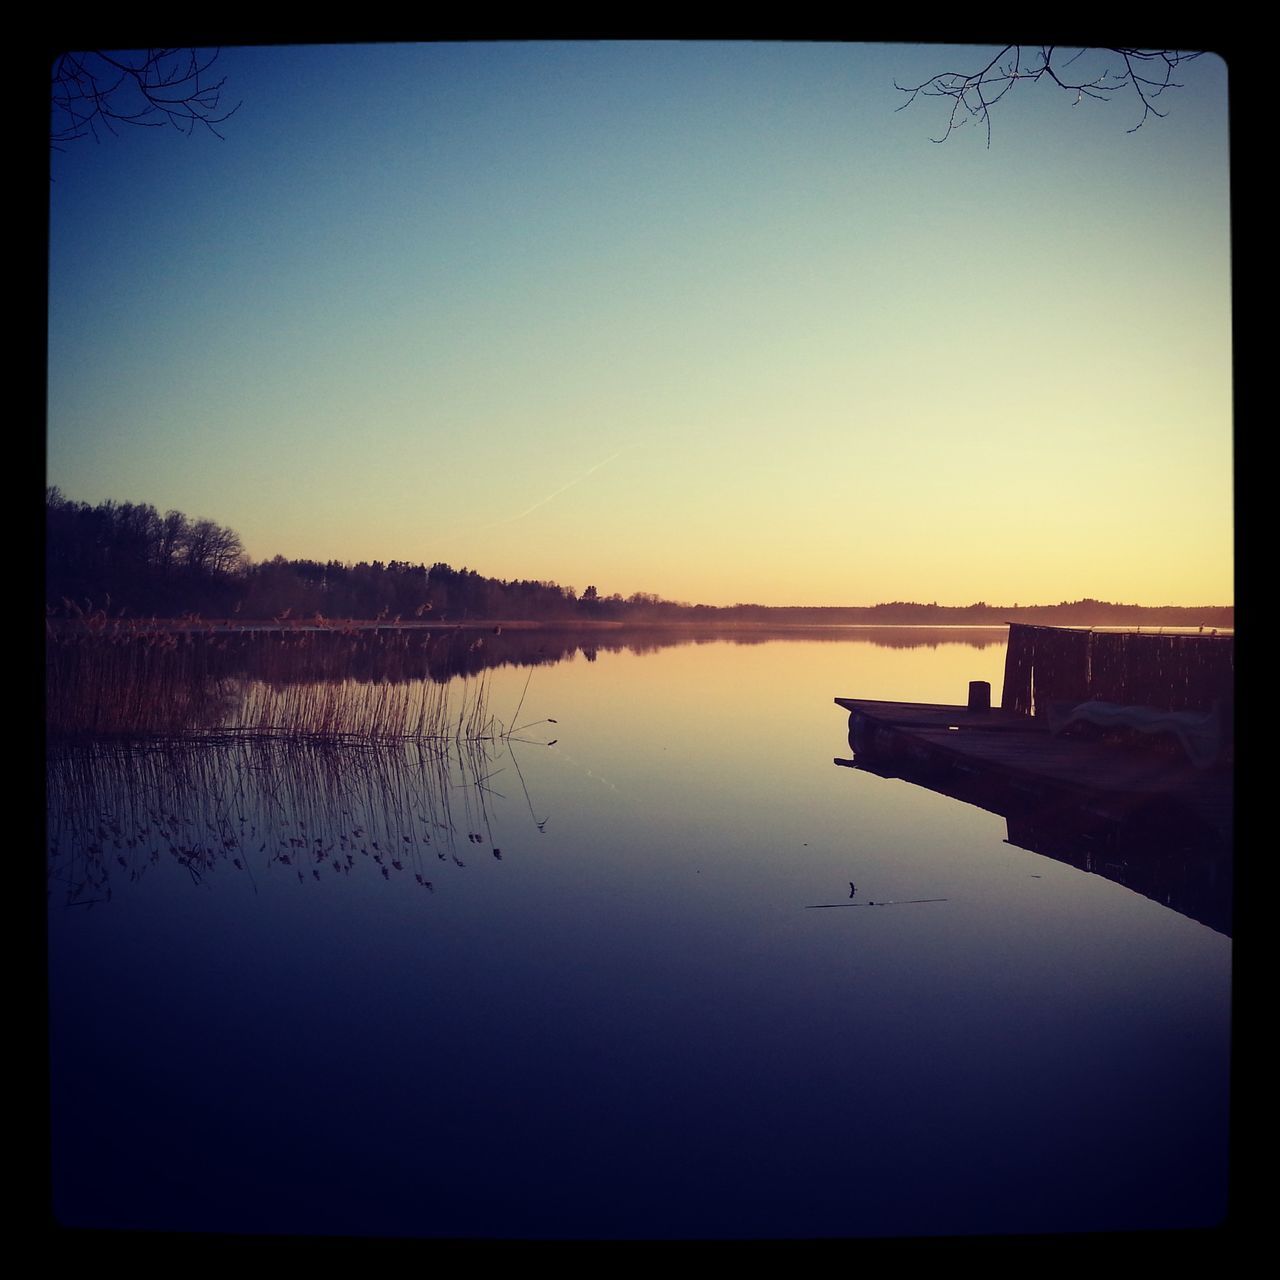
[51,48,239,150]
[183,517,244,577]
[896,46,1205,146]
[46,488,246,615]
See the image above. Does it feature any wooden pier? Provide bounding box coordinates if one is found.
[834,696,1231,835]
[834,693,1233,933]
[833,626,1234,930]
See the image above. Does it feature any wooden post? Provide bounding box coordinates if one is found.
[968,680,991,712]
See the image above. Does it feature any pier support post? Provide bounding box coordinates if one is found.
[968,680,991,713]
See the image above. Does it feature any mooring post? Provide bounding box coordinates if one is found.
[968,680,991,713]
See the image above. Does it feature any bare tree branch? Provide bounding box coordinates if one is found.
[895,46,1204,146]
[51,48,241,150]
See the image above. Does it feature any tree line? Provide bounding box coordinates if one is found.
[44,489,638,622]
[46,488,246,618]
[45,490,1233,628]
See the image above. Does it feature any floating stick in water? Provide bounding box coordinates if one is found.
[804,898,949,909]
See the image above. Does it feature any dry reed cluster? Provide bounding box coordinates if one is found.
[46,625,504,742]
[234,671,497,742]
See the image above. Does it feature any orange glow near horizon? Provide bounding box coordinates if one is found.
[48,45,1232,609]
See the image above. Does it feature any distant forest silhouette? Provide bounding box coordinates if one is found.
[46,490,1234,629]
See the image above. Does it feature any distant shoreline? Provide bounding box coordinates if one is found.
[46,617,1232,636]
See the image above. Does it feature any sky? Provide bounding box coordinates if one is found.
[46,42,1233,607]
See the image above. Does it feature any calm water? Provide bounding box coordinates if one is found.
[47,630,1231,1239]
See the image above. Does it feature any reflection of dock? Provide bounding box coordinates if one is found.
[833,704,1232,934]
[833,625,1234,935]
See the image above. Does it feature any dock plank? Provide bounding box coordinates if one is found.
[835,695,1231,824]
[834,698,1044,732]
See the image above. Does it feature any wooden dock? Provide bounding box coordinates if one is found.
[834,696,1232,842]
[834,696,1233,934]
[833,627,1234,932]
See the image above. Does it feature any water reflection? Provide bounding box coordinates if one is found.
[46,632,1230,1238]
[47,735,549,908]
[835,749,1233,936]
[47,624,1005,738]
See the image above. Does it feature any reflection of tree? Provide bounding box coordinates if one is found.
[47,624,1010,737]
[47,736,547,906]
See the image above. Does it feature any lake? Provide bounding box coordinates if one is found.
[46,627,1231,1239]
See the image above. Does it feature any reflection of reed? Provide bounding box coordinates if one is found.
[46,735,546,906]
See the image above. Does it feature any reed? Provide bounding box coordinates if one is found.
[232,674,500,742]
[46,627,513,743]
[46,628,239,737]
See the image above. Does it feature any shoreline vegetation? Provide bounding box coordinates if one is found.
[45,615,1227,741]
[48,613,1233,634]
[45,485,1234,745]
[45,625,552,742]
[46,489,1233,632]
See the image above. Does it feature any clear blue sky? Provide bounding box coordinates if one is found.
[47,42,1232,605]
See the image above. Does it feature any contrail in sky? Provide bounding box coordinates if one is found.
[502,445,628,525]
[437,444,630,549]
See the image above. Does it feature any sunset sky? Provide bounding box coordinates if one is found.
[47,42,1232,607]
